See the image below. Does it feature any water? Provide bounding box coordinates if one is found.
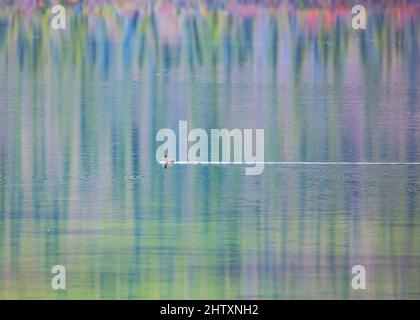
[0,1,419,299]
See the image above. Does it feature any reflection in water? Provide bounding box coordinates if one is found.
[0,1,419,299]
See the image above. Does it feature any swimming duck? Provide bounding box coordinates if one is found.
[162,151,175,169]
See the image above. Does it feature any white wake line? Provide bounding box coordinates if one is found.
[165,161,420,165]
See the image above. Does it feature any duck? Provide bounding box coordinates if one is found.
[162,151,175,169]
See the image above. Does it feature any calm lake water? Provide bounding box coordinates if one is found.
[0,1,419,299]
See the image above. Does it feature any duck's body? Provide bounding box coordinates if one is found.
[162,153,175,169]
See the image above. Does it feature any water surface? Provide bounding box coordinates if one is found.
[0,1,419,299]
